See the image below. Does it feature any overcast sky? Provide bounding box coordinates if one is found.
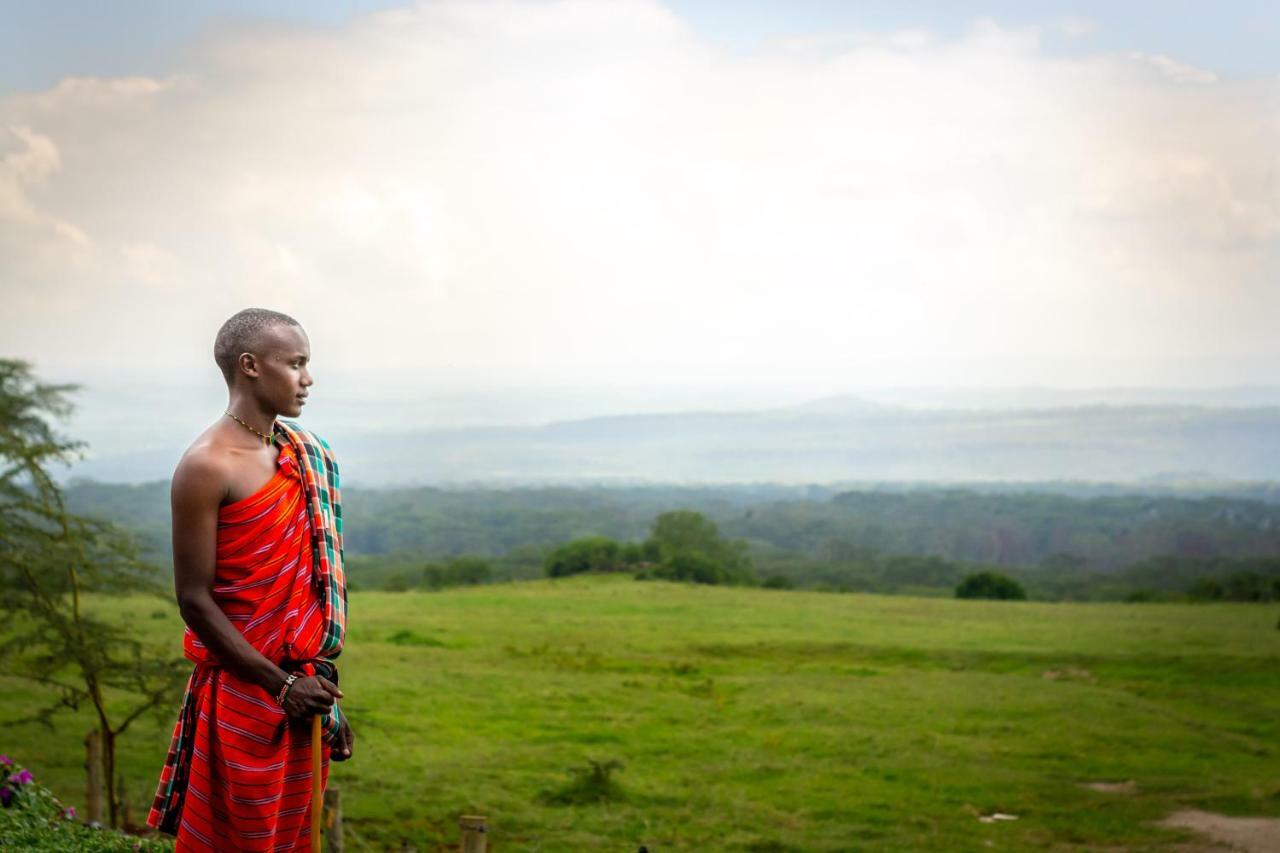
[3,0,1279,417]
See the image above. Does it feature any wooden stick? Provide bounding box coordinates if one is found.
[311,714,323,853]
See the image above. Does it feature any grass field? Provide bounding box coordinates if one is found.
[5,575,1280,851]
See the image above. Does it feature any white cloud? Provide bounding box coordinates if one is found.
[1055,16,1097,38]
[1,125,88,243]
[1128,51,1219,84]
[1,0,1277,396]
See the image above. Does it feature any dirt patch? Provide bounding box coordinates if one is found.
[1082,780,1136,794]
[1159,809,1280,852]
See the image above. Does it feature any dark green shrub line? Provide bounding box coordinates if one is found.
[956,572,1027,600]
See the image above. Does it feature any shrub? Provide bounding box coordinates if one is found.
[0,755,171,851]
[653,552,727,584]
[384,571,413,592]
[955,571,1026,600]
[642,510,754,585]
[422,556,492,589]
[545,537,622,578]
[1187,576,1223,601]
[1224,570,1269,602]
[387,629,446,647]
[538,759,626,805]
[1188,571,1279,602]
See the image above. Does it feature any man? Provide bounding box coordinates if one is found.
[148,308,354,851]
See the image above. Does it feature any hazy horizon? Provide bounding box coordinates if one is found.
[43,377,1280,486]
[6,1,1279,487]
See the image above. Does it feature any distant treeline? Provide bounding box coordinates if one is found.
[64,481,1280,601]
[348,523,1280,603]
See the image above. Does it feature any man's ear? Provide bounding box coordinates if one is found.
[238,352,261,379]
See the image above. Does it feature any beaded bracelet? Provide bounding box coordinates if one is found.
[275,673,299,706]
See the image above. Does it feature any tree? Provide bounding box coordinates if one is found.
[955,571,1026,600]
[545,537,622,578]
[421,555,492,589]
[1223,570,1268,602]
[1187,576,1223,601]
[445,556,492,586]
[0,359,188,828]
[648,510,724,558]
[652,551,727,584]
[644,510,754,585]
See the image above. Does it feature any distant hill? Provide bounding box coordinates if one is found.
[323,402,1280,487]
[61,396,1280,487]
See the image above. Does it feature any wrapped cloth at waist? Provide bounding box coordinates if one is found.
[191,657,343,742]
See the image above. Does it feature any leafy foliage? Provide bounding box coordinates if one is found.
[545,536,625,578]
[421,556,493,589]
[643,510,754,585]
[538,758,627,805]
[955,571,1027,600]
[0,359,188,828]
[0,755,170,851]
[71,478,1280,585]
[1187,569,1280,602]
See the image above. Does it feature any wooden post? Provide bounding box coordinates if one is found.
[459,815,487,853]
[323,787,343,853]
[85,730,105,824]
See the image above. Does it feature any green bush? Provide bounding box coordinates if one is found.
[1187,576,1223,601]
[643,510,755,585]
[955,571,1026,600]
[421,556,492,589]
[545,537,623,578]
[384,570,413,592]
[0,756,171,851]
[1188,570,1279,602]
[538,758,626,805]
[653,551,727,584]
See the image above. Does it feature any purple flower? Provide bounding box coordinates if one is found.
[64,805,77,819]
[0,755,11,766]
[0,786,12,807]
[8,769,33,785]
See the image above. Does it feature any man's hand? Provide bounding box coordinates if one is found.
[282,674,343,722]
[331,716,355,761]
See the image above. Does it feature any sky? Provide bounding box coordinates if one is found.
[3,0,1279,428]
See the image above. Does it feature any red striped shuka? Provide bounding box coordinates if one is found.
[148,421,347,852]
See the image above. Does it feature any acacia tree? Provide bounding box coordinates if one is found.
[0,359,188,828]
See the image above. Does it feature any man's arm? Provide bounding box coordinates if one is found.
[171,450,341,721]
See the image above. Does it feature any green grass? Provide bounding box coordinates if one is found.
[4,576,1280,850]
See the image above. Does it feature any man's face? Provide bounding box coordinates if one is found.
[251,324,313,418]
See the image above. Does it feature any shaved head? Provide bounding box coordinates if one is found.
[214,308,302,385]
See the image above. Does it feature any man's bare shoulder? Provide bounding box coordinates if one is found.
[171,428,234,500]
